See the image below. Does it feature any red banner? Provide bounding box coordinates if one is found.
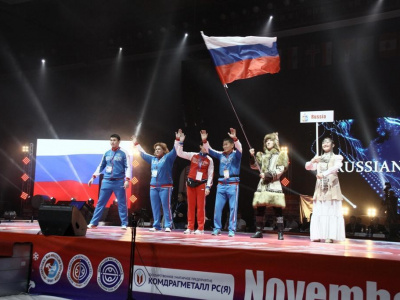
[1,229,400,299]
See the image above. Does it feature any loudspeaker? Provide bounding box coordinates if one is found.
[56,201,94,224]
[31,195,50,209]
[38,205,87,236]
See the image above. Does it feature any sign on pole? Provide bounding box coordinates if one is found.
[300,110,334,155]
[300,110,334,123]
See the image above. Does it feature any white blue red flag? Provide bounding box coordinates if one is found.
[34,139,133,205]
[201,32,280,85]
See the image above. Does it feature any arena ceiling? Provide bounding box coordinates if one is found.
[1,0,399,73]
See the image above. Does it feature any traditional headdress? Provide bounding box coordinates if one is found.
[263,132,280,152]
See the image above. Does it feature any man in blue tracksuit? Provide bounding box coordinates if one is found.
[133,133,179,232]
[202,128,242,237]
[88,134,132,229]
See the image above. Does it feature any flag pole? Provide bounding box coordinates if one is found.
[200,31,279,174]
[223,84,262,173]
[342,194,357,208]
[316,122,319,156]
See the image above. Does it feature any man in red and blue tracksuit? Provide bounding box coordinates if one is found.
[133,134,179,232]
[202,128,242,237]
[88,134,131,229]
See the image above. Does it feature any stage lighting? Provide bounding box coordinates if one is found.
[21,173,29,181]
[71,198,76,201]
[50,197,56,204]
[185,33,188,37]
[20,192,29,200]
[113,199,118,205]
[131,177,139,185]
[281,178,290,187]
[342,206,349,216]
[281,146,288,154]
[269,15,273,20]
[4,211,16,221]
[132,160,139,168]
[367,208,377,218]
[119,47,122,51]
[22,157,30,165]
[41,59,45,64]
[22,145,29,153]
[129,195,137,203]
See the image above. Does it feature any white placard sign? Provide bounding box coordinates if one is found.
[300,110,334,123]
[132,266,234,299]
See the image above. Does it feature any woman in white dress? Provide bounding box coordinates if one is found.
[305,137,346,243]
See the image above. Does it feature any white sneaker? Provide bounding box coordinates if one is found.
[194,230,204,235]
[87,224,97,229]
[184,229,192,234]
[121,225,127,230]
[165,227,171,232]
[149,227,159,232]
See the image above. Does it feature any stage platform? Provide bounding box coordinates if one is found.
[1,221,400,300]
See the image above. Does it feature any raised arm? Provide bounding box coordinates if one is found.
[228,128,242,158]
[203,141,220,159]
[131,135,153,164]
[201,130,220,159]
[176,129,194,160]
[234,139,242,158]
[166,133,180,161]
[200,130,209,152]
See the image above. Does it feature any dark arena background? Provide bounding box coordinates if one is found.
[1,1,400,299]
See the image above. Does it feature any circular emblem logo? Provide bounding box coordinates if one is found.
[39,252,63,285]
[134,268,146,287]
[97,257,124,292]
[67,254,93,288]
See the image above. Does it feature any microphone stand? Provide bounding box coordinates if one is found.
[127,213,137,300]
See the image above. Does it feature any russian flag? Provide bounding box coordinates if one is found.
[34,139,133,206]
[201,32,280,85]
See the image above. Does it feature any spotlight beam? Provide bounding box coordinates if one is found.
[2,43,59,139]
[0,173,20,190]
[35,160,72,198]
[270,9,400,38]
[134,35,170,138]
[135,31,188,138]
[0,148,26,173]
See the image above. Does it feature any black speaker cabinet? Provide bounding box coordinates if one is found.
[38,205,87,236]
[56,201,94,224]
